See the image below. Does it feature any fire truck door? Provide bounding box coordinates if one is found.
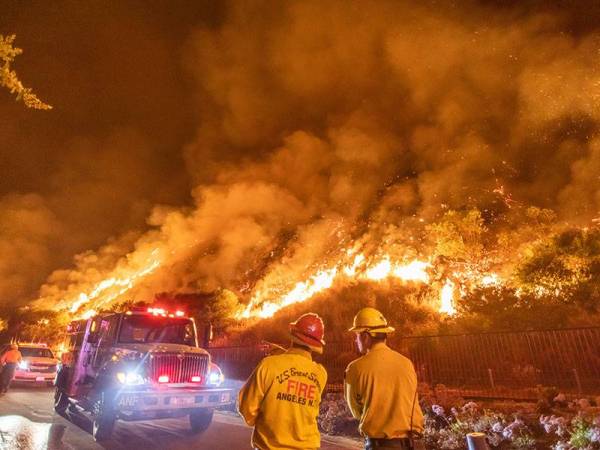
[92,316,117,370]
[68,319,94,395]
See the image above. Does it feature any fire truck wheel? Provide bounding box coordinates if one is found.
[54,389,69,414]
[189,409,214,433]
[92,393,116,441]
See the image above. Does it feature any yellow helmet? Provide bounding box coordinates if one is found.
[348,307,395,334]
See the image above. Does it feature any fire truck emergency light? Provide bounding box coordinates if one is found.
[146,307,186,318]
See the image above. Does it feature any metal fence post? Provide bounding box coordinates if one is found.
[467,432,490,450]
[487,368,495,389]
[573,368,582,396]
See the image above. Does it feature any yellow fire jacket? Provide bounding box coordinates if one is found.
[344,342,424,438]
[238,347,328,450]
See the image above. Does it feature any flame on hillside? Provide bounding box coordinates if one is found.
[36,248,163,320]
[238,251,443,320]
[61,242,508,323]
[439,280,456,315]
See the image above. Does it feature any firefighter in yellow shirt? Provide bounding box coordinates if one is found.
[238,313,328,450]
[344,308,424,450]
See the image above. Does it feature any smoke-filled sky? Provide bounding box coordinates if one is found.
[1,1,599,313]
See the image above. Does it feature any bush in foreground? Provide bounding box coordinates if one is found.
[318,393,600,449]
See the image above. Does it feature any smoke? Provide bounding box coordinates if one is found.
[6,1,600,314]
[0,194,63,306]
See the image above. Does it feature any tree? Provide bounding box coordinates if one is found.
[453,285,576,331]
[0,34,51,109]
[207,289,240,329]
[426,209,487,263]
[516,228,600,311]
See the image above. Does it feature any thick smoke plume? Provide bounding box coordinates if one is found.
[5,1,600,315]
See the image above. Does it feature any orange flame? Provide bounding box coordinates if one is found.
[61,249,163,318]
[238,252,433,319]
[439,279,456,315]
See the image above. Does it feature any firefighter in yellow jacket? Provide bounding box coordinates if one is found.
[344,307,424,450]
[238,313,328,450]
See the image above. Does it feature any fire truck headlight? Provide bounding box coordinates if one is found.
[116,371,145,385]
[207,363,224,387]
[18,361,28,370]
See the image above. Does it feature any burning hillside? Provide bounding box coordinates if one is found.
[3,1,600,332]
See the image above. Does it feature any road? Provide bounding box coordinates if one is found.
[0,385,361,449]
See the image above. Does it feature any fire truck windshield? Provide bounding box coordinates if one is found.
[118,316,196,345]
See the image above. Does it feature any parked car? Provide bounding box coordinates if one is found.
[13,343,59,386]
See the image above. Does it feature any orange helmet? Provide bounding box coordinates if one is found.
[289,313,325,354]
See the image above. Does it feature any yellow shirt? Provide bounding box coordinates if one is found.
[238,347,328,450]
[344,342,424,438]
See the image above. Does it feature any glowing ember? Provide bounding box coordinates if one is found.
[439,280,456,315]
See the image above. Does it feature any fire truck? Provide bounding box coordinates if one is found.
[54,307,233,441]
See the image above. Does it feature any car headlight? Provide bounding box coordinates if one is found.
[207,363,224,387]
[116,371,145,386]
[18,361,28,370]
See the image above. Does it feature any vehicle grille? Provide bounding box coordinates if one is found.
[148,353,209,384]
[29,365,56,373]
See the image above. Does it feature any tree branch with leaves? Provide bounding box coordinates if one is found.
[0,34,51,110]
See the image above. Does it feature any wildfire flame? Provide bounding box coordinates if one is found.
[238,251,434,320]
[50,248,163,319]
[59,237,503,323]
[248,267,339,319]
[439,280,456,315]
[391,260,431,283]
[60,239,503,323]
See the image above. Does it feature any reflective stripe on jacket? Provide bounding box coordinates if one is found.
[238,347,328,450]
[344,342,424,439]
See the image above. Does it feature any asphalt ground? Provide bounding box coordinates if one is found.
[0,384,361,449]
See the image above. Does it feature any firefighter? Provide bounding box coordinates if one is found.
[238,313,328,450]
[344,307,424,450]
[0,343,22,393]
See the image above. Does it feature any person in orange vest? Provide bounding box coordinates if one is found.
[344,307,424,450]
[238,313,328,450]
[0,343,23,393]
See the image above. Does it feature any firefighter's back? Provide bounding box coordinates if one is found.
[245,348,327,450]
[346,343,424,438]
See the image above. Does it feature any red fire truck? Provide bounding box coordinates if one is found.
[54,307,232,441]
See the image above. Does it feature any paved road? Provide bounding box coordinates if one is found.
[0,385,361,449]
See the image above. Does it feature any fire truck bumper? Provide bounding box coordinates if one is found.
[115,387,233,419]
